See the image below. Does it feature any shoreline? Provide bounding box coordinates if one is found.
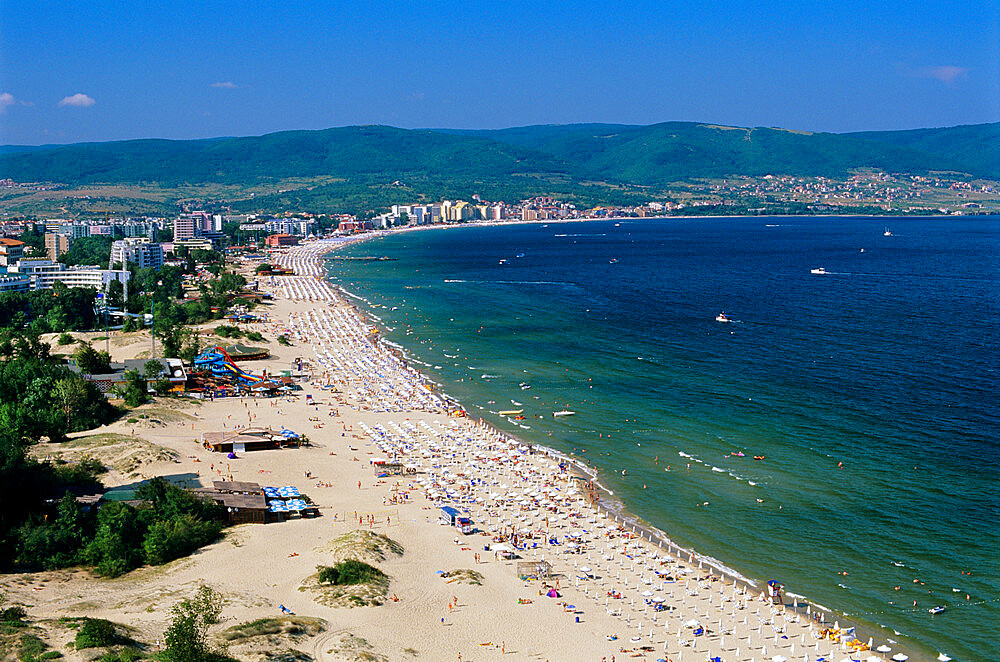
[308,230,943,662]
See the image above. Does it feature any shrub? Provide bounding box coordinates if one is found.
[97,648,141,662]
[143,514,222,566]
[75,618,119,649]
[213,325,242,339]
[1,605,27,623]
[244,331,264,342]
[18,634,47,659]
[162,586,223,662]
[277,335,291,346]
[57,332,75,346]
[317,560,385,586]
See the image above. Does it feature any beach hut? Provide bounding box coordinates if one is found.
[517,560,552,580]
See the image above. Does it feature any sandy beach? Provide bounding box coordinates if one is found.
[0,239,920,662]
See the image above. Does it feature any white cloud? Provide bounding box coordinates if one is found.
[211,81,238,89]
[0,92,15,111]
[58,93,96,107]
[915,65,968,84]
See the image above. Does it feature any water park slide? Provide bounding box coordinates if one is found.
[195,347,264,383]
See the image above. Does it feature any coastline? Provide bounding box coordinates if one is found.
[314,229,946,662]
[0,229,948,662]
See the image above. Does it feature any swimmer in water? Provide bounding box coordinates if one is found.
[621,469,627,477]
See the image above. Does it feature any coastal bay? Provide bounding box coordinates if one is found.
[323,216,1000,661]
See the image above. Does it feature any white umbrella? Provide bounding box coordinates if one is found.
[772,656,788,662]
[683,619,700,628]
[892,655,909,662]
[876,646,892,653]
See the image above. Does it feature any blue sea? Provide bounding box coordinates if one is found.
[324,216,999,661]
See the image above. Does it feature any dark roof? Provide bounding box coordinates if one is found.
[212,480,262,493]
[214,493,268,510]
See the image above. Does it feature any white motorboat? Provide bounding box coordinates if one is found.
[715,312,732,323]
[810,267,828,275]
[553,410,576,417]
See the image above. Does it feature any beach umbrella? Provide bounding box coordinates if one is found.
[876,645,892,653]
[772,656,788,662]
[892,655,909,662]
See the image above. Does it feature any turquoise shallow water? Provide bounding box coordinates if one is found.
[324,216,999,661]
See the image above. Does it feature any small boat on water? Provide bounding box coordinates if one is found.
[498,409,523,416]
[553,410,576,417]
[928,605,946,615]
[884,227,893,237]
[810,267,829,275]
[716,312,732,323]
[498,259,508,265]
[609,258,619,264]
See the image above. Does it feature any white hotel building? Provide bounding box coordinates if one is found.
[7,259,130,294]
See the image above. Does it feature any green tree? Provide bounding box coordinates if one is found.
[106,279,125,309]
[15,493,91,569]
[162,585,224,662]
[82,502,144,577]
[122,370,148,407]
[155,320,189,359]
[143,514,221,566]
[52,376,91,427]
[74,343,111,374]
[143,359,164,380]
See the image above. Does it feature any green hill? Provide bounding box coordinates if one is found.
[1,121,997,212]
[445,122,994,182]
[0,125,568,186]
[845,122,1000,177]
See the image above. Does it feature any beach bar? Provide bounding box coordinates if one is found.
[202,427,303,453]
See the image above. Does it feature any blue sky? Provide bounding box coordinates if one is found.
[1,0,998,144]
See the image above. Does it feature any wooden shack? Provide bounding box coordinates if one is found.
[202,427,301,453]
[212,492,270,524]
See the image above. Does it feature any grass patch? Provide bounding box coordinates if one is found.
[314,530,403,564]
[325,634,386,662]
[299,569,388,609]
[221,616,326,642]
[95,648,142,662]
[35,432,178,476]
[440,569,483,585]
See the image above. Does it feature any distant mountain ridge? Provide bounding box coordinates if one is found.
[1,121,996,194]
